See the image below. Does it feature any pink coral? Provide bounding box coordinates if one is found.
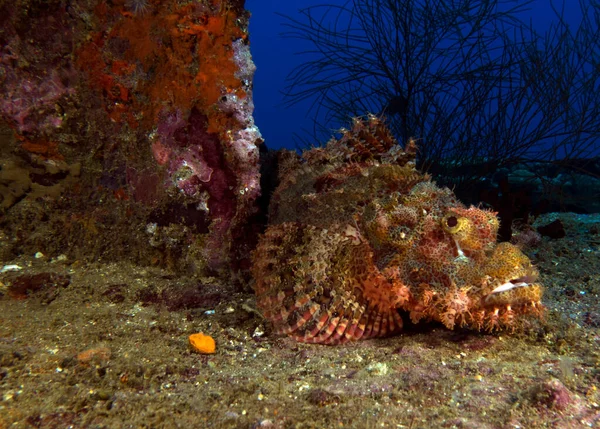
[0,5,75,137]
[156,108,235,209]
[0,63,74,134]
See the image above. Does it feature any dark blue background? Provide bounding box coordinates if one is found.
[246,1,584,150]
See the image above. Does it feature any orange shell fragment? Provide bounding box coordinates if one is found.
[188,332,216,354]
[76,347,112,365]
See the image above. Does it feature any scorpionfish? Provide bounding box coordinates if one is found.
[252,115,543,344]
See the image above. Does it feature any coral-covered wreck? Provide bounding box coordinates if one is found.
[253,115,544,344]
[0,0,261,277]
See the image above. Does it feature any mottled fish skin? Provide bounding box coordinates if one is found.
[252,115,543,344]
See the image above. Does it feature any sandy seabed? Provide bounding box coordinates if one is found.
[1,213,600,429]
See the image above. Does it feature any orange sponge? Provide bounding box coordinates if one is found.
[188,332,216,354]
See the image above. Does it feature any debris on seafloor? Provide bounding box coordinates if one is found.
[189,332,216,354]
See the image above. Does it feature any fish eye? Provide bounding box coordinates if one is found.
[441,214,467,235]
[446,216,458,228]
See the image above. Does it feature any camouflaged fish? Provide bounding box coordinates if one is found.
[252,115,543,344]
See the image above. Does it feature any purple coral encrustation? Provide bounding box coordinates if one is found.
[146,36,262,272]
[152,38,262,203]
[156,108,187,148]
[154,108,219,198]
[0,6,76,136]
[217,38,262,203]
[0,50,75,134]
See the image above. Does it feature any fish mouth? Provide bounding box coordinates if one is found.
[489,272,539,295]
[482,269,542,312]
[469,271,544,331]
